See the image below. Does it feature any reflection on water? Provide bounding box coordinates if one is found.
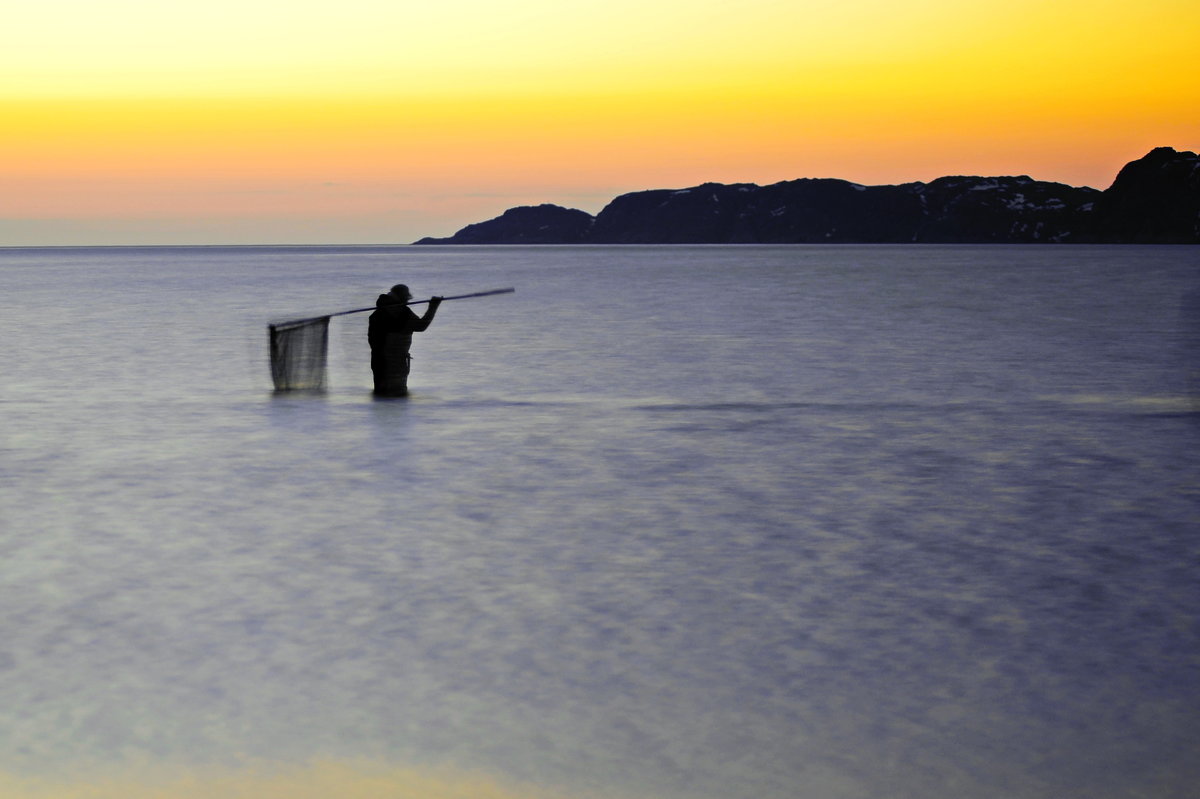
[0,762,575,799]
[1,245,1198,799]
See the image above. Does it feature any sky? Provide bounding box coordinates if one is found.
[2,0,1198,245]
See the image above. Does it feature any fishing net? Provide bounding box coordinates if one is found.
[268,316,330,391]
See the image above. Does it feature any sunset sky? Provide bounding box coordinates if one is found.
[2,0,1197,245]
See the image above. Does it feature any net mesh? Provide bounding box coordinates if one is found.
[268,316,330,391]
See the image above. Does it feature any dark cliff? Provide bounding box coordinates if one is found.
[414,204,594,245]
[413,148,1199,245]
[1089,147,1200,243]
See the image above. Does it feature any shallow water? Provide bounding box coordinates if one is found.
[2,244,1199,798]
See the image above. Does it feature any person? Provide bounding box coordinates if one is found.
[368,284,442,396]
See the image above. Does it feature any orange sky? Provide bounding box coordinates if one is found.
[2,0,1197,245]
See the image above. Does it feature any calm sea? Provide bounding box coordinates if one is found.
[1,244,1198,799]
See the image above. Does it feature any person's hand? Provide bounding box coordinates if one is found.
[430,296,443,306]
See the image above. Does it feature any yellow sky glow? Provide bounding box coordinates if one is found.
[2,0,1197,244]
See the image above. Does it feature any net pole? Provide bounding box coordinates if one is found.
[274,287,515,327]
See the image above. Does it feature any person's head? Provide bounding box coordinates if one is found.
[389,284,412,302]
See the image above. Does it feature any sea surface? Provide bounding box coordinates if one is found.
[1,244,1198,799]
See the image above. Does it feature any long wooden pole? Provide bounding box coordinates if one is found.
[272,287,515,329]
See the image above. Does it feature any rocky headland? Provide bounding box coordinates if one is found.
[414,147,1200,245]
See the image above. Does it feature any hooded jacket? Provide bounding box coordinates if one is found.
[368,293,439,368]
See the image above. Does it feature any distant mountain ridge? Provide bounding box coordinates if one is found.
[414,147,1200,245]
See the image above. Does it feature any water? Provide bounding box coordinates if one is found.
[1,244,1198,799]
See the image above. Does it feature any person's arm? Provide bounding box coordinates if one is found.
[413,296,442,331]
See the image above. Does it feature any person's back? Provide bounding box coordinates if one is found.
[368,284,441,396]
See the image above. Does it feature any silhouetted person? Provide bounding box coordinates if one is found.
[368,284,442,396]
